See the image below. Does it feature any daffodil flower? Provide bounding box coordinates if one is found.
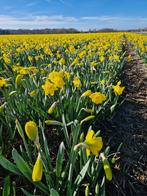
[84,130,103,156]
[112,81,125,95]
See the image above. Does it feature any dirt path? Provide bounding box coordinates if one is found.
[107,46,147,195]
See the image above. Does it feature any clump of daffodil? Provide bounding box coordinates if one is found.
[0,77,7,88]
[112,81,125,95]
[90,92,106,105]
[32,153,43,182]
[25,121,40,149]
[74,130,103,157]
[73,76,82,88]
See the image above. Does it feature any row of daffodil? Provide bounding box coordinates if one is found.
[126,33,147,62]
[0,33,125,139]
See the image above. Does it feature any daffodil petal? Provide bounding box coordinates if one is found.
[85,130,94,142]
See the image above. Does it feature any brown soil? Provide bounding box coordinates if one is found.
[107,46,147,195]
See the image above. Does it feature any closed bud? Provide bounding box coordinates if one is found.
[9,91,17,96]
[48,101,57,114]
[101,153,112,181]
[83,108,94,114]
[81,90,92,97]
[95,183,99,195]
[85,185,89,196]
[25,121,38,142]
[32,153,43,182]
[15,74,23,85]
[80,115,95,125]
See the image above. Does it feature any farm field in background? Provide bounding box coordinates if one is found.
[0,33,147,195]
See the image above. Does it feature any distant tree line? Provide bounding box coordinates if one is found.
[0,27,147,34]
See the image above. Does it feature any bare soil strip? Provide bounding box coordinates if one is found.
[108,45,147,195]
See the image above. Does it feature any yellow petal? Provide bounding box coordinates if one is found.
[89,137,103,155]
[85,130,95,142]
[86,148,91,157]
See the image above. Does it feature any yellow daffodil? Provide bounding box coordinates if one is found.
[59,58,65,65]
[84,130,103,156]
[42,81,57,96]
[73,76,82,88]
[48,71,65,89]
[0,77,7,87]
[112,81,125,95]
[90,92,106,105]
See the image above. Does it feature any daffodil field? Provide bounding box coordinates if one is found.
[0,33,147,195]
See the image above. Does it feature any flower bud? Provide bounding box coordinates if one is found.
[25,121,38,142]
[48,101,57,114]
[85,185,89,196]
[80,115,95,125]
[32,153,43,182]
[101,154,112,181]
[15,74,23,85]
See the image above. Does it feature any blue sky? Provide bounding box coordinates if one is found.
[0,0,147,30]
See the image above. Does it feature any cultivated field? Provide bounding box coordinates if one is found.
[0,33,147,195]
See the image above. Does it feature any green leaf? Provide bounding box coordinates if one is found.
[0,155,22,176]
[100,176,106,196]
[45,120,63,126]
[39,121,53,189]
[2,176,10,196]
[12,148,32,180]
[50,188,60,196]
[39,120,52,170]
[56,142,65,177]
[73,158,91,196]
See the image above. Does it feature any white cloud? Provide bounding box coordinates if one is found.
[0,15,147,30]
[81,16,118,21]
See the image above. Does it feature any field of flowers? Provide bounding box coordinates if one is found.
[0,33,147,195]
